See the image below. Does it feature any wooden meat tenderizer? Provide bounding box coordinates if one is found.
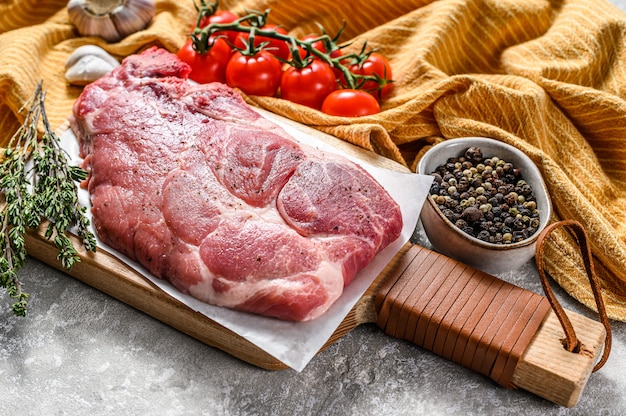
[373,220,611,407]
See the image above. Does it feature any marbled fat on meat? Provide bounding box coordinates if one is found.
[69,47,403,321]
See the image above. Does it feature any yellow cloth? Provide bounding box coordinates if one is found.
[1,0,626,320]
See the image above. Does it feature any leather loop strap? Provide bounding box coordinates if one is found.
[534,219,612,372]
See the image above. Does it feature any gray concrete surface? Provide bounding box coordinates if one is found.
[2,1,626,414]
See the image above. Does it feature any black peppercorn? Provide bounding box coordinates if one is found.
[465,147,483,162]
[461,206,483,222]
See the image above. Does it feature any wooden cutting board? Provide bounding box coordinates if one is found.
[24,114,606,408]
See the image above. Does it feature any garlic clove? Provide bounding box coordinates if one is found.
[65,54,118,85]
[111,0,156,39]
[67,0,156,43]
[65,44,120,70]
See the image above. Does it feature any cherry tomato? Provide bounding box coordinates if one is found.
[348,52,394,100]
[236,25,291,61]
[321,89,381,117]
[225,50,283,96]
[281,60,337,109]
[198,10,240,45]
[176,37,233,84]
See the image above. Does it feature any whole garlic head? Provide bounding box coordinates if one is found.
[67,0,156,43]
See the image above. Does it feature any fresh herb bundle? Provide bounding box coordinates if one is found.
[0,81,96,316]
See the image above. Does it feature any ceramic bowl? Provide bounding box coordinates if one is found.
[417,137,552,275]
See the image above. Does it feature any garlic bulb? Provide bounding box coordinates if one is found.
[67,0,156,43]
[65,44,120,85]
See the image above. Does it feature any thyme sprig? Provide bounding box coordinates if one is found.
[0,81,96,316]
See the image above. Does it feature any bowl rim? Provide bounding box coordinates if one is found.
[418,137,552,249]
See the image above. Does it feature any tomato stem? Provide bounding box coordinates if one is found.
[195,0,219,28]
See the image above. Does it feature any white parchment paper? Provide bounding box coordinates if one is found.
[61,111,433,371]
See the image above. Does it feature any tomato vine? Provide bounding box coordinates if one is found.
[183,0,394,115]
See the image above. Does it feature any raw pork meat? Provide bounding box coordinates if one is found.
[70,47,403,321]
